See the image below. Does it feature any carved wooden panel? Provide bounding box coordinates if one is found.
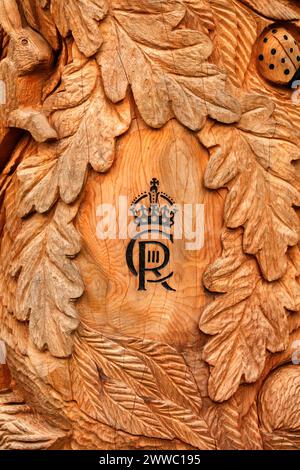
[0,0,299,450]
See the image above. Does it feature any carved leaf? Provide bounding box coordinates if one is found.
[71,325,215,449]
[198,94,300,281]
[240,0,300,20]
[182,0,215,35]
[205,397,245,449]
[81,327,203,413]
[50,0,108,56]
[16,142,60,217]
[199,229,300,402]
[9,201,84,357]
[71,337,174,440]
[209,0,258,87]
[44,58,98,116]
[147,398,215,449]
[43,46,131,205]
[70,342,107,423]
[98,4,241,130]
[240,401,263,450]
[56,80,130,204]
[234,3,258,86]
[101,379,173,440]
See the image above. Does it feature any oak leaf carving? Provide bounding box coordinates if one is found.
[200,229,300,402]
[98,3,241,130]
[11,40,131,360]
[29,46,131,207]
[9,201,84,357]
[50,0,108,57]
[16,142,61,217]
[198,94,300,281]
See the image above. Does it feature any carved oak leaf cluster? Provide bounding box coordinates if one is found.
[183,0,215,35]
[10,45,131,356]
[71,324,215,449]
[50,0,108,56]
[200,229,300,401]
[11,0,241,361]
[0,0,299,451]
[10,201,84,357]
[198,85,300,404]
[197,1,300,412]
[16,52,130,212]
[97,0,241,130]
[199,94,300,282]
[43,46,131,204]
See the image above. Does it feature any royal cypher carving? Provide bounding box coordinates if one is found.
[0,0,299,450]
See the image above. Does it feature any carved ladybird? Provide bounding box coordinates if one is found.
[257,27,300,85]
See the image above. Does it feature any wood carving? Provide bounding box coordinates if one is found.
[0,0,299,451]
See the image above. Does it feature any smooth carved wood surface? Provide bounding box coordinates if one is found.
[0,0,299,450]
[76,121,223,345]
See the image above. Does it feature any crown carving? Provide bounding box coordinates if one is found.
[130,178,176,229]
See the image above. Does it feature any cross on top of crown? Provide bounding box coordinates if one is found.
[150,178,159,192]
[149,178,160,204]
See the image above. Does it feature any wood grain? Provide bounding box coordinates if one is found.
[76,120,224,347]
